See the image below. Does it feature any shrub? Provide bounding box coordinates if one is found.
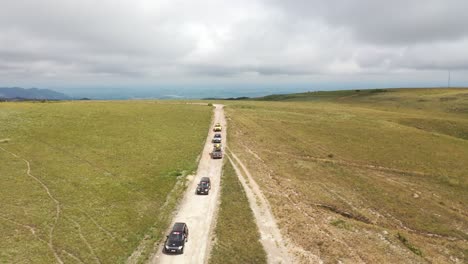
[397,233,423,256]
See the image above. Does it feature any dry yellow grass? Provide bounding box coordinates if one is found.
[223,88,468,263]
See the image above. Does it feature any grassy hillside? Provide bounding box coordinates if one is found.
[209,160,267,264]
[0,101,212,263]
[224,88,468,263]
[258,88,468,115]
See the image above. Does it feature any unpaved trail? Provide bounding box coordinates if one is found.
[228,150,314,264]
[150,104,226,264]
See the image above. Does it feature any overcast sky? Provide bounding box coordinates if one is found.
[1,0,468,91]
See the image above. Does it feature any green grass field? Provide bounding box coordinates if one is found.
[0,101,212,263]
[223,88,468,263]
[209,159,266,264]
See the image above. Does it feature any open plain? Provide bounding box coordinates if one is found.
[224,88,468,263]
[0,101,211,263]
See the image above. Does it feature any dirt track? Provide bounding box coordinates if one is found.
[228,151,304,264]
[150,104,226,264]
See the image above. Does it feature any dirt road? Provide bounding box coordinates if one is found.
[150,104,226,264]
[228,151,306,264]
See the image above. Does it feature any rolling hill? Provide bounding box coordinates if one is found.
[0,87,70,100]
[222,88,468,263]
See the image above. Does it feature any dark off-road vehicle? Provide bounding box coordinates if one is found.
[211,150,223,159]
[214,133,221,138]
[164,222,189,254]
[210,144,223,159]
[212,137,221,143]
[196,177,211,195]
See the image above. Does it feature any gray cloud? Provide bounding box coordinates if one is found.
[0,0,467,88]
[271,0,468,45]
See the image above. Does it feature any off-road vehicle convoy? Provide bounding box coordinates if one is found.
[196,177,211,195]
[165,122,222,257]
[164,222,189,254]
[210,126,223,159]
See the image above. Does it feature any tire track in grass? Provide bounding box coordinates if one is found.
[68,217,101,264]
[0,146,64,264]
[0,214,86,263]
[79,209,118,241]
[236,143,368,263]
[0,214,38,236]
[61,249,85,264]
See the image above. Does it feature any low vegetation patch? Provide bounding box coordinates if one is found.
[398,117,468,140]
[397,233,423,256]
[330,219,352,230]
[209,160,267,264]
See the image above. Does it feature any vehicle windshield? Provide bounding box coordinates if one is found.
[168,232,183,242]
[200,182,209,187]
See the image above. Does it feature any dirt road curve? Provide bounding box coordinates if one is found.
[150,104,226,264]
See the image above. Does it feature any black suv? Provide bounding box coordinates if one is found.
[214,133,222,138]
[164,222,189,254]
[196,177,211,195]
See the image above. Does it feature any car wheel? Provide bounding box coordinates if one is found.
[180,247,184,254]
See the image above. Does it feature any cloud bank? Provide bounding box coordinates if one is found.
[1,0,467,88]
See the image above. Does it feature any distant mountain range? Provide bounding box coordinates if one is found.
[0,87,70,100]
